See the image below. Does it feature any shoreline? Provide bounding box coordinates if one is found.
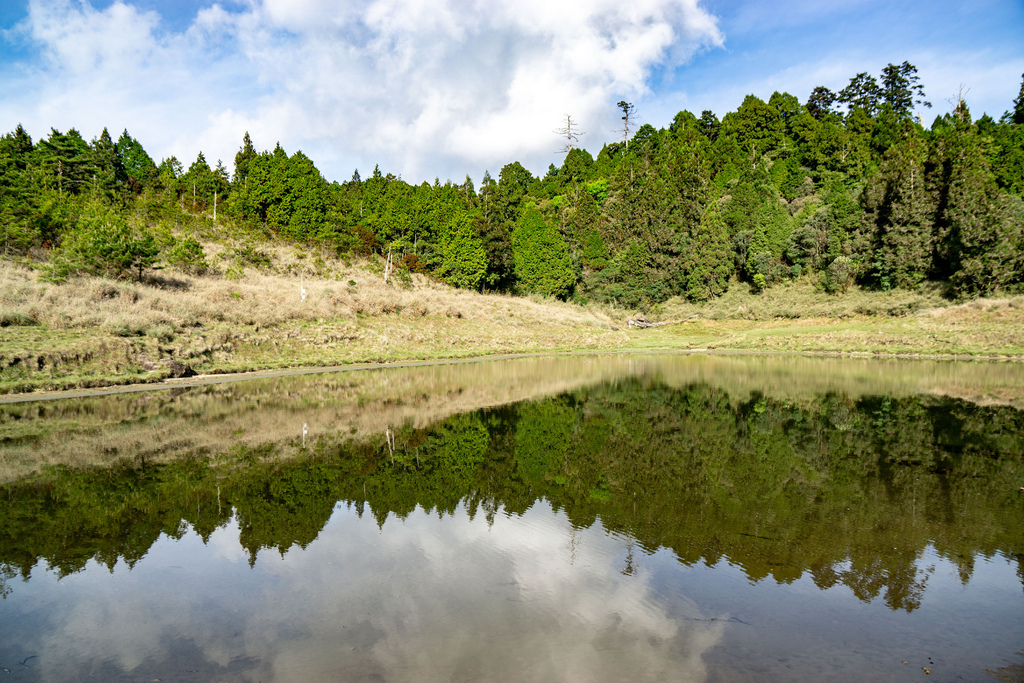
[4,344,1022,404]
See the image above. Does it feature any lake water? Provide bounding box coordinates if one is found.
[1,354,1023,681]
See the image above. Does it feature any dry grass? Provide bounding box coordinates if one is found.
[655,277,951,322]
[2,237,1023,395]
[1,248,617,334]
[0,247,628,392]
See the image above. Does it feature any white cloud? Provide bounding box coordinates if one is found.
[0,0,723,182]
[21,503,726,681]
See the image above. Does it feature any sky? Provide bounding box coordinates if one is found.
[1,0,1022,185]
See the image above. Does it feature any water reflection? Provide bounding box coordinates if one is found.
[3,504,729,681]
[1,354,1023,680]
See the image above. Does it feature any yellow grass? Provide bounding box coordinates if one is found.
[2,238,1023,396]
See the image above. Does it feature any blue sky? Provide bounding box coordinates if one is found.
[1,0,1021,184]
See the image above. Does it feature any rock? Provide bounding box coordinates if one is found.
[168,361,197,378]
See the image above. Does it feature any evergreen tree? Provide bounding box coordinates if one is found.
[512,206,574,298]
[233,132,257,189]
[47,200,158,281]
[932,125,1023,294]
[88,128,121,199]
[806,86,838,121]
[722,94,784,158]
[862,134,935,288]
[880,62,930,118]
[37,128,93,196]
[181,152,219,211]
[437,212,487,290]
[115,130,157,192]
[1012,73,1024,125]
[838,72,882,117]
[683,199,732,301]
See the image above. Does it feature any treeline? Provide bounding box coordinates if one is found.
[2,381,1023,610]
[2,63,1023,304]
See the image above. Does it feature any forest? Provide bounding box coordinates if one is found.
[2,62,1023,308]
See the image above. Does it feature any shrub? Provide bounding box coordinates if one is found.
[823,256,853,294]
[47,202,159,282]
[166,236,209,274]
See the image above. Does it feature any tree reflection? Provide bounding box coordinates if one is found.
[1,380,1023,611]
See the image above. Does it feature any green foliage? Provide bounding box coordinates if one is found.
[580,229,608,270]
[165,236,209,274]
[722,94,784,156]
[47,200,158,281]
[823,255,854,293]
[512,206,574,298]
[437,213,487,290]
[3,380,1023,614]
[116,129,157,191]
[880,61,931,118]
[875,138,934,288]
[683,199,732,301]
[3,59,1023,300]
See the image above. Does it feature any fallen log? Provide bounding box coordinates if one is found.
[627,314,698,329]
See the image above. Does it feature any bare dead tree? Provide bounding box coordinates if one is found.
[947,85,971,123]
[617,101,636,149]
[555,114,584,153]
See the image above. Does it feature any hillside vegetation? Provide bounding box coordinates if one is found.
[2,64,1024,393]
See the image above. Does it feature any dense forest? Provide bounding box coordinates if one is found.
[2,63,1023,307]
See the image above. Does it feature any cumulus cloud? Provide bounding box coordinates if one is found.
[0,0,723,182]
[15,503,726,681]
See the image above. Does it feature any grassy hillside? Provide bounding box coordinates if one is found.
[2,235,1023,396]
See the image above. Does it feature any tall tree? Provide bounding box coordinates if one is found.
[932,125,1023,294]
[880,61,931,118]
[683,198,732,301]
[437,212,488,290]
[617,101,636,149]
[37,128,93,196]
[1010,73,1024,125]
[806,86,838,121]
[862,135,935,288]
[234,132,257,189]
[722,94,784,160]
[838,72,882,117]
[89,128,121,198]
[115,130,157,192]
[512,206,574,298]
[555,114,584,152]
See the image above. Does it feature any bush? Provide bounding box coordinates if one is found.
[823,256,853,294]
[46,202,159,282]
[165,236,209,274]
[0,311,37,327]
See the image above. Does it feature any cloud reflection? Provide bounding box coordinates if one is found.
[20,501,723,681]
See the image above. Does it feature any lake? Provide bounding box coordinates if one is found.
[1,353,1023,681]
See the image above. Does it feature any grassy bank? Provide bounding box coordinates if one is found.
[2,244,1023,396]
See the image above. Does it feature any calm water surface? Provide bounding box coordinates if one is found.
[1,354,1023,682]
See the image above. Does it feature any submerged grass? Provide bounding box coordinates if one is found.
[2,246,1023,396]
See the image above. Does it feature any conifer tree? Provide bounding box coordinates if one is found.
[683,199,732,301]
[512,206,574,298]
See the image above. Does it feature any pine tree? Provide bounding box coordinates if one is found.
[512,206,574,298]
[437,212,487,290]
[933,127,1023,294]
[115,129,157,192]
[683,199,732,301]
[89,128,120,199]
[864,134,935,288]
[234,132,257,189]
